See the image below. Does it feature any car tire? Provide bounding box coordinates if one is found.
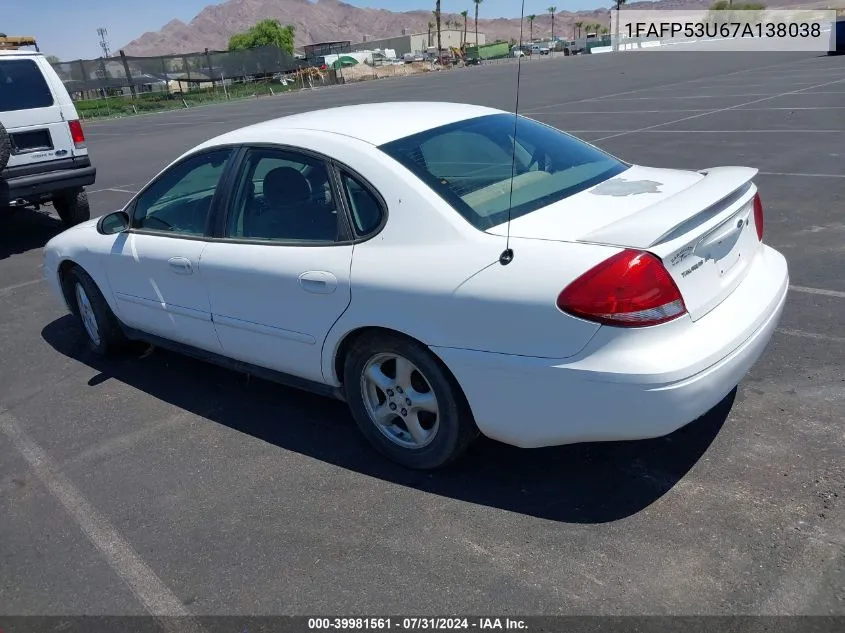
[343,332,479,470]
[63,266,127,357]
[0,121,10,171]
[53,190,91,227]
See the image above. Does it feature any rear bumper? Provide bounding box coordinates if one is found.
[432,245,789,448]
[1,157,96,205]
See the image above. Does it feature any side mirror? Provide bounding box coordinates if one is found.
[97,210,130,235]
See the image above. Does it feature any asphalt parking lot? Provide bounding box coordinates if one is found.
[1,50,843,618]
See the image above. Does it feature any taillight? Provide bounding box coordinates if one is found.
[557,249,687,327]
[753,192,764,242]
[68,120,86,149]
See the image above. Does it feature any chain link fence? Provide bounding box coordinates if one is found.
[48,45,451,120]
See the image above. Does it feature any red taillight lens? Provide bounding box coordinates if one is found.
[753,192,764,242]
[557,249,688,327]
[68,120,86,149]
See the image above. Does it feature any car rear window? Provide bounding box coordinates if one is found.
[378,113,628,230]
[0,59,55,112]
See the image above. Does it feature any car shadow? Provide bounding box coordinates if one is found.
[42,315,733,524]
[0,207,63,260]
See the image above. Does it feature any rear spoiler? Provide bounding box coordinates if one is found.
[579,166,758,250]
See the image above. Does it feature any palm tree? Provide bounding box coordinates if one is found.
[461,10,469,46]
[435,2,442,58]
[574,20,583,39]
[527,14,536,42]
[473,0,483,50]
[548,7,557,41]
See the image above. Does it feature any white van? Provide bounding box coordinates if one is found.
[0,49,96,226]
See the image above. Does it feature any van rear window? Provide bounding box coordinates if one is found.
[0,59,55,112]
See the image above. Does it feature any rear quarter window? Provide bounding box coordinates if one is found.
[0,59,55,112]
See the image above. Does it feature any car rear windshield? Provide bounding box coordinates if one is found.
[0,59,55,112]
[378,113,628,230]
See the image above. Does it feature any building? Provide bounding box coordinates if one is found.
[303,41,351,62]
[349,29,486,57]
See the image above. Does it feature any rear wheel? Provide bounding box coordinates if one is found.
[53,189,91,227]
[343,332,478,469]
[63,266,127,357]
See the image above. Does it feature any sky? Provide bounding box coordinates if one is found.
[3,0,610,61]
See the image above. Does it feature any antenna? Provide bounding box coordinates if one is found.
[500,0,527,267]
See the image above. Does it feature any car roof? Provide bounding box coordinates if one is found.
[0,49,43,57]
[195,101,505,150]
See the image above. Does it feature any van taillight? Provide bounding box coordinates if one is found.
[68,120,86,149]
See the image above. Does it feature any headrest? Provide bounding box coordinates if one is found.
[262,166,311,207]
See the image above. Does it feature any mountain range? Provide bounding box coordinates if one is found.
[121,0,829,57]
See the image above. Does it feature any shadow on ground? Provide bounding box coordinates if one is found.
[43,315,734,524]
[0,208,63,260]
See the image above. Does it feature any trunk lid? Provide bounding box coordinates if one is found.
[487,164,762,321]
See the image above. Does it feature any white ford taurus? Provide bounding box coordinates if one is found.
[43,102,789,469]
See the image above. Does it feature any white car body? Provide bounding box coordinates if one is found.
[43,102,788,466]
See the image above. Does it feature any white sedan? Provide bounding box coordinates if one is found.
[42,102,789,469]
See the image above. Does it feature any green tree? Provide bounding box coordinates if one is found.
[548,7,557,41]
[45,54,61,64]
[574,21,583,38]
[527,14,536,41]
[227,18,295,54]
[473,0,483,49]
[461,10,469,46]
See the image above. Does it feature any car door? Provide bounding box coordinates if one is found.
[103,147,235,352]
[199,145,364,384]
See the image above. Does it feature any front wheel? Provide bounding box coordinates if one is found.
[343,332,478,470]
[63,266,127,357]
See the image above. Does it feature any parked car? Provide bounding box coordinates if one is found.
[42,102,789,469]
[0,49,95,226]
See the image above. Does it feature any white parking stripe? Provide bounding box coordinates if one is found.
[789,285,845,299]
[590,77,845,143]
[759,171,845,179]
[0,279,44,296]
[0,410,205,633]
[778,328,845,344]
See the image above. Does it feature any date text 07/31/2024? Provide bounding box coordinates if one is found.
[307,618,528,630]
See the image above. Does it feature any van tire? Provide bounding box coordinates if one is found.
[0,121,10,171]
[53,190,91,227]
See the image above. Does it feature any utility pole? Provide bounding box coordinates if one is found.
[96,27,111,58]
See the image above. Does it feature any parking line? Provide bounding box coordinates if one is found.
[579,130,845,134]
[789,285,845,299]
[759,171,845,179]
[777,329,845,344]
[591,76,845,143]
[521,55,830,113]
[0,410,204,632]
[538,106,845,115]
[0,278,44,296]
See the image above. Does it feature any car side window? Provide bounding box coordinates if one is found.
[132,149,233,236]
[227,148,340,243]
[339,171,384,236]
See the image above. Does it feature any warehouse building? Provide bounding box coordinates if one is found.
[349,29,486,57]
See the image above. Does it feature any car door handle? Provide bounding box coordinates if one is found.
[168,257,193,275]
[298,271,338,294]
